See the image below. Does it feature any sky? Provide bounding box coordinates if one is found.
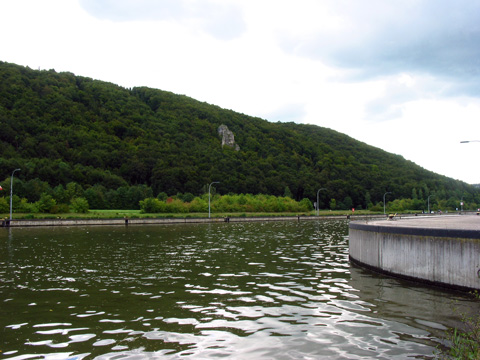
[1,0,480,184]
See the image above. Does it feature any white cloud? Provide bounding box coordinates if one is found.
[284,0,480,83]
[78,0,246,40]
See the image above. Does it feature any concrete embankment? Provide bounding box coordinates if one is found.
[349,215,480,291]
[2,214,387,227]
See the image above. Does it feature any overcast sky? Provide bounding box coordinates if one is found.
[2,0,480,184]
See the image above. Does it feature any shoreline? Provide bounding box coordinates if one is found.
[1,213,393,227]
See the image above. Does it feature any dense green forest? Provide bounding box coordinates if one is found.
[1,61,478,212]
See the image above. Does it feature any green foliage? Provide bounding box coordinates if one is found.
[70,197,90,213]
[0,61,479,209]
[140,193,313,214]
[157,192,168,201]
[370,202,384,212]
[18,198,37,213]
[139,198,164,213]
[35,193,56,213]
[189,197,208,212]
[51,203,70,214]
[300,198,314,211]
[329,199,337,210]
[284,186,293,199]
[0,197,8,213]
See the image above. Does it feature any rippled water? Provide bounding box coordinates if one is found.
[1,220,478,359]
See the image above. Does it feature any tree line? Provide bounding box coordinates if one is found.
[1,61,479,211]
[0,178,476,215]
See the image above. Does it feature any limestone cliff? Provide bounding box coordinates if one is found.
[218,124,240,151]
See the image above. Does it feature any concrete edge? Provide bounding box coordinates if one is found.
[349,221,480,239]
[349,255,478,293]
[1,214,378,228]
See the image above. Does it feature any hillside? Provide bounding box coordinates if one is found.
[0,61,478,210]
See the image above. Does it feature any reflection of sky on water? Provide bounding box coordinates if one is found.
[0,221,478,359]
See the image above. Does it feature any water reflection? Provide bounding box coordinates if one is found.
[0,220,478,359]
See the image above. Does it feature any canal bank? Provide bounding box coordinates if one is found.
[349,215,480,291]
[2,214,387,227]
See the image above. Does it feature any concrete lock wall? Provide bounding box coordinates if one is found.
[2,215,388,228]
[349,222,480,291]
[1,215,344,228]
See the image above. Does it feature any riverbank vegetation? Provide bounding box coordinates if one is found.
[1,61,479,212]
[0,187,473,220]
[0,182,478,218]
[436,292,480,359]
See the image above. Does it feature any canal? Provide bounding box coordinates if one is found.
[0,220,478,359]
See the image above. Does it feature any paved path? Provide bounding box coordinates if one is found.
[363,214,480,231]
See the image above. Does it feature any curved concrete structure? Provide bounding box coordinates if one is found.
[349,215,480,291]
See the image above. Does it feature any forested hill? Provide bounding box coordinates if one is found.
[0,61,478,209]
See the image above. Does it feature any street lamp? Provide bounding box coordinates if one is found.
[427,195,434,214]
[383,192,392,215]
[10,168,21,221]
[316,188,326,216]
[208,181,219,218]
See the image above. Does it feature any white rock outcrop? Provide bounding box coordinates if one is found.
[218,124,240,151]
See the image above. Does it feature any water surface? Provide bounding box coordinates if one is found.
[0,220,477,359]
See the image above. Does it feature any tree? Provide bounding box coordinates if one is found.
[84,185,107,209]
[365,191,372,209]
[35,193,56,213]
[343,196,353,210]
[71,197,89,213]
[300,198,313,211]
[0,197,8,213]
[0,60,479,207]
[329,198,337,210]
[157,192,168,201]
[66,182,84,202]
[139,197,164,213]
[284,186,293,199]
[53,185,68,204]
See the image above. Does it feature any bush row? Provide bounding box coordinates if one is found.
[139,194,314,213]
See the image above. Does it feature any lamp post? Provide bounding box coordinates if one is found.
[10,168,21,220]
[383,192,392,215]
[427,195,434,214]
[316,188,326,216]
[208,181,219,218]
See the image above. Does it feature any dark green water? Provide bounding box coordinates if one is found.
[0,220,478,359]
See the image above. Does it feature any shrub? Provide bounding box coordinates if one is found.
[0,197,8,213]
[140,197,165,213]
[299,198,314,211]
[157,192,168,201]
[49,203,70,214]
[71,197,89,213]
[165,198,188,213]
[189,197,208,212]
[35,193,57,213]
[18,198,37,213]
